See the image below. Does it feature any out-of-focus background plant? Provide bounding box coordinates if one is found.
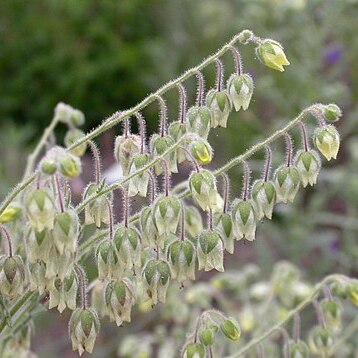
[0,0,357,356]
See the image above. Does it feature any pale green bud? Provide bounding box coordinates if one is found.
[96,239,123,280]
[169,121,188,164]
[186,106,212,139]
[199,328,215,346]
[220,318,241,341]
[231,199,257,241]
[45,247,74,280]
[321,103,342,123]
[238,30,254,44]
[189,170,223,212]
[168,239,196,282]
[52,209,79,255]
[40,157,57,175]
[206,89,232,128]
[104,278,136,326]
[69,308,100,356]
[55,102,85,126]
[346,280,358,306]
[91,280,107,318]
[59,153,81,178]
[48,269,78,313]
[294,150,321,187]
[29,261,47,294]
[322,299,342,331]
[213,212,234,254]
[83,182,112,228]
[256,39,290,72]
[25,228,52,263]
[0,255,25,299]
[25,188,56,232]
[308,326,334,356]
[190,139,213,165]
[0,204,21,223]
[183,343,205,358]
[287,340,309,358]
[185,206,203,238]
[227,73,254,111]
[150,134,178,175]
[274,165,300,203]
[128,153,151,197]
[153,196,181,236]
[142,259,171,305]
[197,230,224,272]
[64,129,87,157]
[114,134,141,176]
[252,179,276,220]
[140,206,159,246]
[113,226,141,273]
[314,125,340,161]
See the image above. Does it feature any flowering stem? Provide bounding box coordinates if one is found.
[124,118,129,139]
[180,146,200,172]
[196,71,205,107]
[284,133,293,167]
[157,95,168,137]
[293,313,300,342]
[135,112,147,154]
[208,209,213,230]
[242,161,250,201]
[263,146,272,182]
[148,170,157,203]
[178,84,187,123]
[299,122,309,152]
[180,205,185,241]
[107,200,114,240]
[313,299,326,328]
[215,59,224,92]
[221,173,230,213]
[0,225,13,257]
[75,264,88,310]
[121,187,130,228]
[230,46,243,75]
[88,141,101,184]
[310,107,326,127]
[162,159,171,197]
[55,175,64,213]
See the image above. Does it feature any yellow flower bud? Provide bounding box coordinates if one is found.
[314,125,340,161]
[0,204,21,223]
[257,39,290,72]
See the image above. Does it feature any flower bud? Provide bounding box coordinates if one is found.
[25,228,52,263]
[199,328,215,346]
[346,280,358,306]
[220,318,241,341]
[128,153,151,197]
[59,153,81,178]
[197,230,224,272]
[256,39,290,72]
[169,121,188,164]
[238,30,254,44]
[231,199,257,241]
[114,134,141,176]
[104,278,136,326]
[322,299,342,331]
[227,73,254,111]
[142,259,171,305]
[113,226,141,273]
[186,106,212,139]
[45,247,74,280]
[252,179,276,220]
[185,206,203,238]
[274,165,300,203]
[64,129,87,157]
[314,125,340,161]
[0,255,25,299]
[91,280,107,318]
[40,157,57,175]
[189,139,213,165]
[183,343,205,358]
[55,102,85,127]
[150,134,178,175]
[0,204,21,223]
[69,308,100,356]
[48,268,78,313]
[25,188,56,232]
[96,239,123,280]
[168,239,196,282]
[287,340,309,358]
[206,89,232,128]
[29,261,47,294]
[52,209,79,255]
[140,206,159,246]
[153,196,181,236]
[294,150,321,187]
[189,170,223,212]
[308,326,334,356]
[322,104,342,122]
[83,183,112,228]
[213,212,234,254]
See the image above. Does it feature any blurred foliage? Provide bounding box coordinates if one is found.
[1,0,358,356]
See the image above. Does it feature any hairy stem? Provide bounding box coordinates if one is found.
[0,225,13,257]
[75,264,88,309]
[88,141,101,184]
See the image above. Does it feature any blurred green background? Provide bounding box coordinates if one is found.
[1,0,358,356]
